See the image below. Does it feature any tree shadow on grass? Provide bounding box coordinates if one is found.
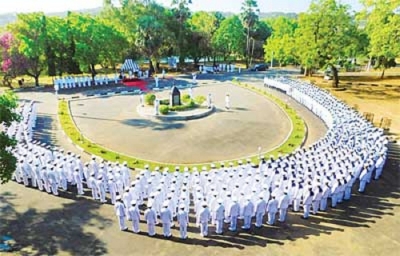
[0,192,111,256]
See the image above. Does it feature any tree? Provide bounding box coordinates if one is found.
[359,0,400,78]
[264,17,298,66]
[250,20,272,64]
[68,14,100,81]
[8,13,48,86]
[212,15,246,61]
[240,0,260,68]
[133,2,172,73]
[68,14,125,81]
[294,0,357,87]
[171,0,192,69]
[0,90,20,183]
[188,11,217,65]
[0,32,30,85]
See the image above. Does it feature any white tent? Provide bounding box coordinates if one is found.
[121,59,140,72]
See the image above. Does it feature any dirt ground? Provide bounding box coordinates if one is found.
[301,74,400,140]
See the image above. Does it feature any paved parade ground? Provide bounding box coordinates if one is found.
[69,83,291,164]
[0,71,399,256]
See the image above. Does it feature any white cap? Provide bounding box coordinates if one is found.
[163,201,169,207]
[131,200,137,205]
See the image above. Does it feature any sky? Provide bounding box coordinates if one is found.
[0,0,363,14]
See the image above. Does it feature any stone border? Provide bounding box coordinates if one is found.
[136,105,216,121]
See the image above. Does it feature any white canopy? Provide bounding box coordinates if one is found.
[121,59,140,72]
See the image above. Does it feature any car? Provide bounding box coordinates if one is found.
[250,63,268,71]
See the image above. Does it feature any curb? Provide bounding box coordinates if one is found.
[136,105,216,121]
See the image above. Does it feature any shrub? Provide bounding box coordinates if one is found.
[159,99,169,105]
[194,95,206,105]
[145,94,156,105]
[188,100,196,107]
[159,105,169,115]
[181,94,191,104]
[169,101,197,111]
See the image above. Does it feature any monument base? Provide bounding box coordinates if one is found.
[136,105,215,121]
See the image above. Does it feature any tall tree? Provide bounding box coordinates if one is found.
[212,15,246,61]
[294,0,357,87]
[68,14,126,81]
[171,0,192,69]
[264,17,298,66]
[250,20,272,64]
[188,11,217,65]
[0,90,20,184]
[8,13,48,86]
[68,14,100,81]
[134,2,172,72]
[240,0,260,68]
[359,0,400,78]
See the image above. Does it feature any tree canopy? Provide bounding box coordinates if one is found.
[359,0,400,78]
[294,0,359,86]
[0,91,20,184]
[0,0,399,86]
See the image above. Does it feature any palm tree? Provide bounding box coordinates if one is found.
[240,0,259,68]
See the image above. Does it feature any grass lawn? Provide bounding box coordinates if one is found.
[58,83,306,170]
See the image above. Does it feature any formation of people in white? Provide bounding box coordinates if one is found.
[53,75,114,91]
[53,70,151,92]
[199,63,238,74]
[6,77,388,240]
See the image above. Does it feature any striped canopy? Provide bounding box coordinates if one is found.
[121,59,140,72]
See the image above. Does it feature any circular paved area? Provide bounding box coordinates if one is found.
[70,83,291,164]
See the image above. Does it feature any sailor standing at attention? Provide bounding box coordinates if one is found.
[177,204,189,239]
[114,196,128,231]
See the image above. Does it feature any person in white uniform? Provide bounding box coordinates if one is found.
[160,201,173,238]
[128,200,141,233]
[177,204,189,239]
[114,196,128,231]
